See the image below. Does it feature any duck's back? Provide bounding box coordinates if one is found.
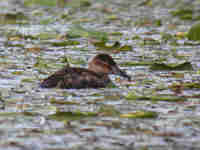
[40,67,111,89]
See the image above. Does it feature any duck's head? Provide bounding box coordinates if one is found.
[88,53,131,80]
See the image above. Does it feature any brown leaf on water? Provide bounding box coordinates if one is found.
[175,32,187,39]
[26,47,42,53]
[170,72,184,78]
[8,36,23,41]
[12,71,24,75]
[137,128,183,137]
[153,131,183,137]
[80,128,95,132]
[94,121,121,128]
[169,82,200,91]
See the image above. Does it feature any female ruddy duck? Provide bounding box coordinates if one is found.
[40,53,130,89]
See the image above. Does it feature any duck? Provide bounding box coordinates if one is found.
[40,53,130,89]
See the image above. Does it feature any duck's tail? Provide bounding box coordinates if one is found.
[40,75,61,88]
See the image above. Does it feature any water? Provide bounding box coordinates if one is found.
[0,0,200,149]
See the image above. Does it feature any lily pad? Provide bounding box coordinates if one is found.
[60,56,86,65]
[150,62,193,71]
[0,12,28,24]
[120,111,158,119]
[35,33,58,40]
[48,111,97,122]
[121,61,153,67]
[143,38,160,45]
[34,57,50,69]
[7,34,37,40]
[169,82,200,90]
[4,42,24,48]
[50,98,79,105]
[57,0,91,8]
[93,41,132,51]
[170,8,193,20]
[138,0,153,7]
[110,32,123,36]
[52,40,80,47]
[98,105,120,116]
[40,18,54,25]
[161,32,175,42]
[12,71,24,75]
[67,24,108,41]
[0,111,37,117]
[21,78,35,83]
[24,0,57,7]
[125,92,187,102]
[188,22,200,41]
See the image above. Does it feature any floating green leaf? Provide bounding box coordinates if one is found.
[48,111,97,122]
[34,57,49,69]
[169,82,200,90]
[0,12,28,24]
[12,71,24,75]
[60,56,86,65]
[170,8,193,20]
[21,78,35,83]
[57,0,91,8]
[138,0,152,7]
[40,18,54,25]
[125,92,186,102]
[24,0,57,7]
[0,111,37,117]
[4,42,24,48]
[52,40,80,47]
[13,34,37,40]
[67,24,108,41]
[36,33,58,40]
[154,19,162,26]
[150,62,193,71]
[93,41,132,51]
[98,105,120,116]
[121,61,153,67]
[110,32,123,36]
[132,35,141,40]
[0,112,21,117]
[161,32,174,42]
[143,38,160,45]
[120,111,157,119]
[50,98,79,105]
[188,22,200,41]
[12,89,27,94]
[119,45,132,51]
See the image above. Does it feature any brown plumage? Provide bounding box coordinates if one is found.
[40,54,130,89]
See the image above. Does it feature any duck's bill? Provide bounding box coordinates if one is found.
[118,70,131,81]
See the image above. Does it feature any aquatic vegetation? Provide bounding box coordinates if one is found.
[188,22,200,41]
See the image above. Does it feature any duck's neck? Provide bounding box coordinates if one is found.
[88,64,106,75]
